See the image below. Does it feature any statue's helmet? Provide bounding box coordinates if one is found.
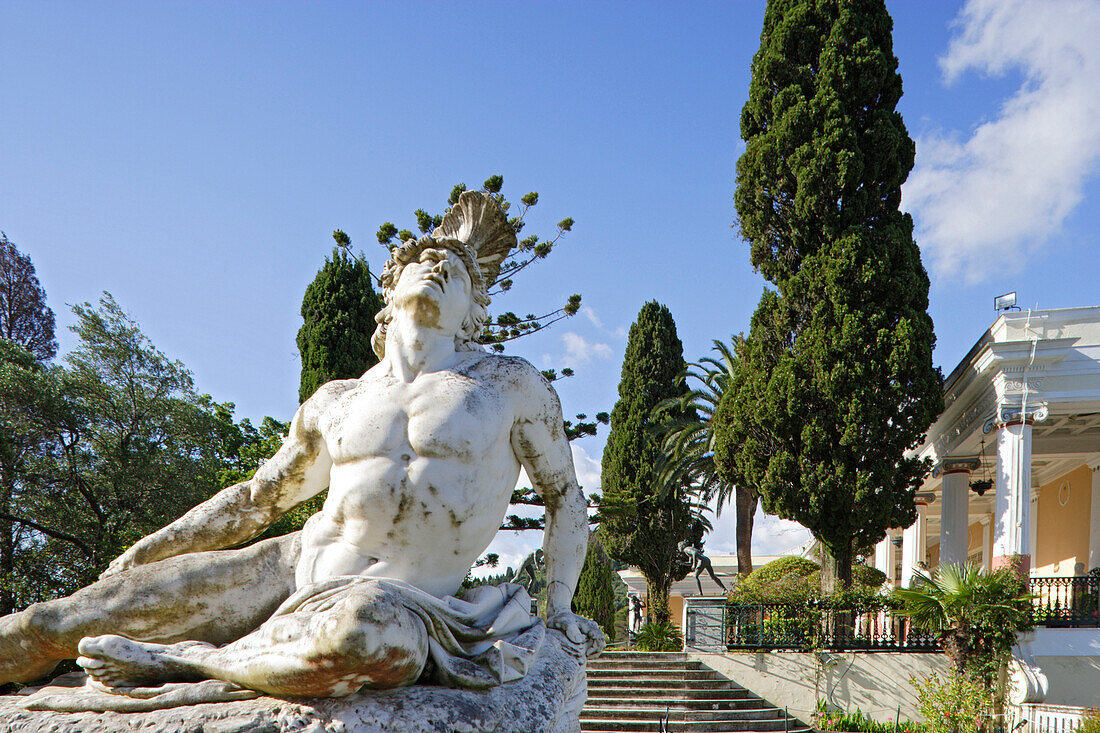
[373,191,517,358]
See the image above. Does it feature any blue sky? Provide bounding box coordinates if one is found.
[3,0,1099,572]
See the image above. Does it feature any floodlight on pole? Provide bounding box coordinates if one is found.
[994,292,1019,311]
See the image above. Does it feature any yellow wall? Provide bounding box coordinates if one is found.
[669,594,684,630]
[929,522,986,571]
[1034,465,1093,576]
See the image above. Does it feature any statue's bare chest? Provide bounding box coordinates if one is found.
[318,370,513,464]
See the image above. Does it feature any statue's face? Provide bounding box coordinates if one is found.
[392,247,474,334]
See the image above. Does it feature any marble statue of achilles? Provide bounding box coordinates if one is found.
[0,191,604,700]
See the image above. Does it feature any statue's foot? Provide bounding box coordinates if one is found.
[76,635,209,689]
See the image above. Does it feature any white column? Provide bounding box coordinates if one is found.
[993,420,1033,574]
[874,535,896,585]
[940,460,976,567]
[901,505,927,588]
[981,517,992,572]
[1089,465,1100,572]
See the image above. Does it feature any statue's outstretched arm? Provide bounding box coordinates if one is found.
[101,383,341,578]
[511,369,605,658]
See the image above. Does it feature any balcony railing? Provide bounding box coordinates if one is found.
[1029,575,1100,628]
[720,603,940,652]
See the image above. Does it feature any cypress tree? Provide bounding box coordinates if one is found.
[714,0,942,588]
[598,301,694,623]
[297,233,383,403]
[572,533,617,642]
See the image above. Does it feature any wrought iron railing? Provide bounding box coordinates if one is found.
[723,603,939,652]
[1029,575,1100,628]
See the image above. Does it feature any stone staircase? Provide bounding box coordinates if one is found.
[581,651,809,733]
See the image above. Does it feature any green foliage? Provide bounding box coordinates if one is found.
[1076,710,1100,733]
[911,673,989,733]
[598,301,697,623]
[852,565,887,589]
[0,294,249,603]
[730,556,890,608]
[572,535,617,642]
[715,0,942,587]
[633,621,682,652]
[297,237,383,404]
[0,232,57,361]
[652,340,758,576]
[893,563,1033,685]
[814,703,924,733]
[730,557,820,604]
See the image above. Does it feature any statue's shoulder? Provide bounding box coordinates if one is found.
[466,352,552,391]
[298,378,361,424]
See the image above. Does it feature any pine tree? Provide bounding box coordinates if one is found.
[598,301,696,623]
[714,0,942,588]
[0,233,56,362]
[572,533,617,642]
[296,232,383,404]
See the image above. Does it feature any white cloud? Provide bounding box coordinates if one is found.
[582,306,627,339]
[904,0,1100,283]
[561,331,612,365]
[703,499,811,558]
[582,306,603,329]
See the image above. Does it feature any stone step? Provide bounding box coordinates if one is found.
[588,659,705,671]
[587,686,751,700]
[587,669,719,681]
[578,707,781,721]
[577,717,799,732]
[588,677,733,689]
[584,697,762,711]
[595,652,689,661]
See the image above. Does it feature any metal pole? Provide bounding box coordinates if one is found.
[785,706,789,733]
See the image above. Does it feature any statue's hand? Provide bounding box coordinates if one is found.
[547,611,606,659]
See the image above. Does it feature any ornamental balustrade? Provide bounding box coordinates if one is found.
[719,603,939,652]
[1028,575,1100,628]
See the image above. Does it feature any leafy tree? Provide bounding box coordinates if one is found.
[715,0,942,588]
[598,301,698,623]
[0,340,62,612]
[0,236,58,613]
[2,295,232,598]
[297,232,383,404]
[654,340,758,576]
[572,533,617,642]
[0,233,57,362]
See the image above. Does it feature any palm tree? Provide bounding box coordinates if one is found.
[893,563,1033,721]
[652,340,759,576]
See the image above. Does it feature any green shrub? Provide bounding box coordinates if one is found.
[852,565,887,589]
[1076,710,1100,733]
[814,704,923,733]
[634,621,682,651]
[731,557,820,604]
[911,673,989,733]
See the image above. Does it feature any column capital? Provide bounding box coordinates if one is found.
[987,402,1049,431]
[939,457,981,475]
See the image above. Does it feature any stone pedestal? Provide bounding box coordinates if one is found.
[0,629,587,733]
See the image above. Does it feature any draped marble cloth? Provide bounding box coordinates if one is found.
[20,579,545,713]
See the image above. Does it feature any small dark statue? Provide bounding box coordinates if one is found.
[678,541,727,595]
[511,548,545,591]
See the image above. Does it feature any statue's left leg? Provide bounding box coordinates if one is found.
[705,565,727,592]
[77,578,428,697]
